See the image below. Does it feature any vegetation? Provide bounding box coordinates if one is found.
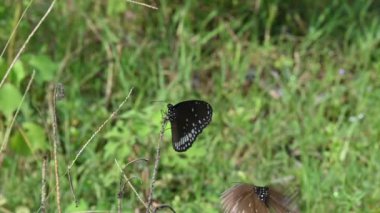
[1,0,380,212]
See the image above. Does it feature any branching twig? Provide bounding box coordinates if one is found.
[0,0,56,88]
[114,159,151,212]
[118,158,148,213]
[118,176,142,212]
[147,118,168,213]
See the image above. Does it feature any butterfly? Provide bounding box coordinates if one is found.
[221,183,299,213]
[166,100,213,152]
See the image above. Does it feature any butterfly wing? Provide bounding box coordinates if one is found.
[221,184,252,213]
[221,184,269,213]
[267,188,300,213]
[240,187,269,213]
[168,100,212,152]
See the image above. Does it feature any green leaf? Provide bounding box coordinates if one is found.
[28,55,58,82]
[107,0,126,16]
[23,122,48,151]
[64,199,89,212]
[274,55,294,70]
[10,131,31,156]
[104,142,120,159]
[0,83,23,119]
[0,57,7,79]
[10,60,26,87]
[15,206,30,213]
[0,193,7,206]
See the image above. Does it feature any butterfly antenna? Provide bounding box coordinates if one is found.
[150,100,167,104]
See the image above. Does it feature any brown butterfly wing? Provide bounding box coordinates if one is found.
[221,184,270,213]
[267,188,300,213]
[221,184,252,212]
[240,187,269,213]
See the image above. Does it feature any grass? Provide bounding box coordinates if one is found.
[1,0,380,212]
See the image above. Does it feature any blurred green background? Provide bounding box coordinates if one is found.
[1,0,380,212]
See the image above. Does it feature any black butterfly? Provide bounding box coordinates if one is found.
[166,100,213,152]
[221,183,299,213]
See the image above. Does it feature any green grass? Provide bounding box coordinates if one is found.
[1,0,380,212]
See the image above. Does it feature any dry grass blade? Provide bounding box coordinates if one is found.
[118,158,148,213]
[118,175,127,213]
[40,155,48,213]
[49,83,62,213]
[126,0,158,9]
[67,169,78,207]
[67,88,134,170]
[0,0,56,88]
[0,70,35,168]
[115,159,151,212]
[0,0,35,58]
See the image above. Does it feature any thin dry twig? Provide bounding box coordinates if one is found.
[0,0,56,88]
[118,158,148,213]
[118,175,127,213]
[0,70,35,168]
[115,159,151,212]
[68,211,111,213]
[67,169,78,207]
[40,155,48,213]
[117,158,148,213]
[126,0,158,10]
[49,84,62,213]
[147,118,168,213]
[153,205,176,213]
[0,207,12,213]
[67,88,134,170]
[0,0,35,58]
[124,158,148,168]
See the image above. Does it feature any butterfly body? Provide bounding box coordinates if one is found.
[166,100,213,152]
[255,186,269,205]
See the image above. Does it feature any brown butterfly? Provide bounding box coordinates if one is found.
[221,183,299,213]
